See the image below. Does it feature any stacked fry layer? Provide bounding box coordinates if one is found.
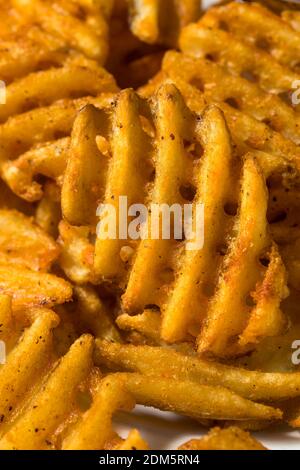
[1,0,300,450]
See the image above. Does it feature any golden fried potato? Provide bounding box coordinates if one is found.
[0,61,117,124]
[95,340,300,402]
[122,84,200,315]
[62,374,134,450]
[180,14,300,106]
[0,30,68,84]
[0,209,59,271]
[62,104,108,226]
[94,89,153,282]
[73,285,121,341]
[0,94,114,163]
[128,0,200,46]
[178,427,267,450]
[2,139,69,202]
[141,51,300,175]
[12,0,114,62]
[116,310,161,343]
[175,47,300,144]
[35,182,62,237]
[117,429,149,450]
[201,2,300,71]
[0,58,117,207]
[58,221,95,285]
[0,309,137,450]
[0,263,72,309]
[197,158,287,356]
[61,84,288,356]
[0,0,300,450]
[112,372,282,422]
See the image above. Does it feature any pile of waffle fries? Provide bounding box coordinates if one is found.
[2,0,300,451]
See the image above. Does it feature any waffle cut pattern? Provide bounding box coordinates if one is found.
[60,83,289,357]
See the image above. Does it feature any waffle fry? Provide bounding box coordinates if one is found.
[0,263,72,309]
[196,159,287,356]
[61,85,185,288]
[174,48,300,145]
[62,84,289,355]
[200,2,300,71]
[166,149,286,353]
[95,340,300,402]
[110,372,282,422]
[0,62,117,200]
[180,2,300,125]
[127,0,200,46]
[176,2,300,338]
[122,84,201,314]
[2,139,69,202]
[178,427,267,451]
[0,29,117,188]
[12,0,114,62]
[0,30,69,85]
[93,91,153,281]
[0,302,140,450]
[0,60,116,124]
[0,308,60,428]
[140,51,300,176]
[180,22,300,104]
[1,0,300,451]
[0,209,59,270]
[62,89,154,283]
[0,96,111,163]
